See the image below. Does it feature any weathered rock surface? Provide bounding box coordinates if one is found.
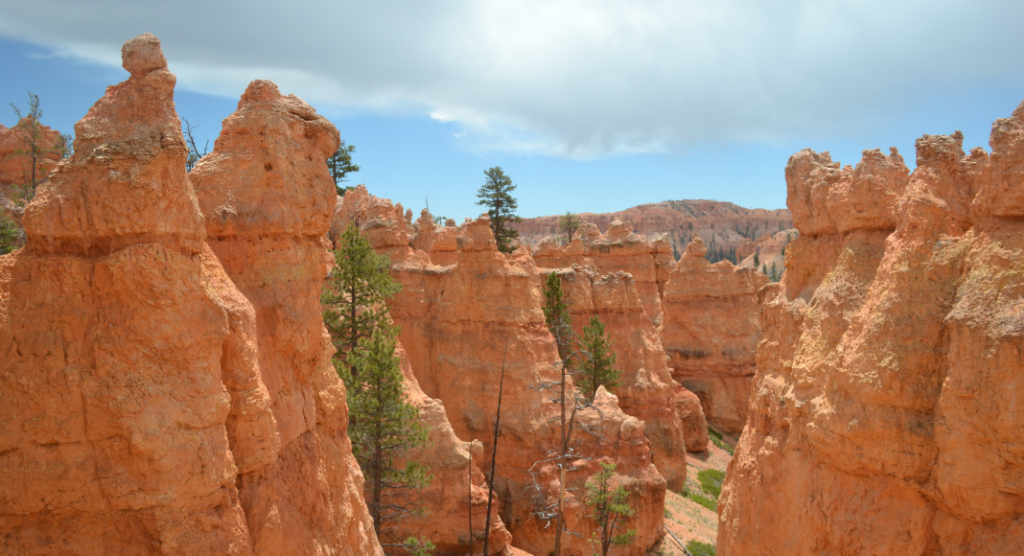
[337,190,668,555]
[0,117,63,221]
[531,264,689,487]
[1,34,378,555]
[191,77,380,555]
[718,105,1024,555]
[515,200,792,264]
[660,236,767,434]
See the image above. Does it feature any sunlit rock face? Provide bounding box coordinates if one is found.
[659,235,768,434]
[0,34,381,556]
[337,191,669,556]
[718,103,1024,556]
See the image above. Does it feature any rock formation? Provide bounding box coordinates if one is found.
[0,34,380,555]
[660,236,767,434]
[515,199,792,263]
[718,103,1024,555]
[0,117,63,222]
[529,263,690,486]
[736,228,798,276]
[337,189,669,555]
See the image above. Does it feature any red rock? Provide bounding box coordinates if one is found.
[515,200,793,266]
[718,103,1024,556]
[673,387,709,453]
[191,77,381,555]
[0,118,62,198]
[659,236,767,434]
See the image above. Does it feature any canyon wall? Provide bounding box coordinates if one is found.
[660,236,767,434]
[0,35,380,555]
[719,104,1024,555]
[515,199,792,262]
[336,190,668,556]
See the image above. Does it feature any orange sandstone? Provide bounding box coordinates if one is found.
[718,104,1024,555]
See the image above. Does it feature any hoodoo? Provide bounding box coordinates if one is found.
[718,104,1024,555]
[0,35,380,555]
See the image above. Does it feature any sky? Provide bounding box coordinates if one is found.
[1,0,1023,221]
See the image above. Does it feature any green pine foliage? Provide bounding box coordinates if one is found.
[578,316,620,403]
[585,462,637,556]
[476,166,522,253]
[322,222,402,375]
[328,141,360,196]
[542,271,573,360]
[557,211,582,245]
[0,213,20,255]
[345,327,431,537]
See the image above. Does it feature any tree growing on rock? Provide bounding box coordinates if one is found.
[476,166,521,253]
[585,462,636,556]
[182,119,208,172]
[558,211,582,245]
[322,222,402,373]
[328,140,360,196]
[345,326,431,543]
[9,92,64,204]
[578,316,619,404]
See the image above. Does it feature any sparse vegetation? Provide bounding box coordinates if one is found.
[0,213,20,255]
[585,462,637,556]
[686,540,716,556]
[558,211,582,245]
[697,469,725,499]
[578,315,620,403]
[476,166,522,253]
[708,427,733,455]
[8,92,64,204]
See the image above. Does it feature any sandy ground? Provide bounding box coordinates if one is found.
[657,429,738,556]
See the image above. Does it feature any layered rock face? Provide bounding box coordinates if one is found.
[191,78,380,555]
[719,104,1024,555]
[337,190,668,555]
[515,199,792,262]
[660,236,767,434]
[530,264,691,485]
[0,35,380,555]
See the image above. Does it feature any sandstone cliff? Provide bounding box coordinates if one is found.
[718,104,1024,555]
[0,35,380,555]
[337,190,669,555]
[660,236,767,434]
[515,200,792,263]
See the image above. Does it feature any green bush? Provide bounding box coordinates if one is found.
[686,540,716,556]
[707,427,734,455]
[688,492,716,512]
[697,469,725,499]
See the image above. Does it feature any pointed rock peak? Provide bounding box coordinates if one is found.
[684,235,707,258]
[915,130,964,168]
[240,79,282,105]
[121,33,167,77]
[457,215,498,252]
[607,219,633,239]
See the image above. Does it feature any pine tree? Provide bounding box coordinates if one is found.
[753,252,760,268]
[476,166,522,254]
[0,213,20,255]
[9,92,62,204]
[345,326,431,540]
[322,222,402,375]
[557,212,582,245]
[585,463,636,556]
[578,316,619,404]
[543,272,573,360]
[328,141,360,196]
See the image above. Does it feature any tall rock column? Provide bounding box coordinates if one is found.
[1,34,251,555]
[190,80,380,555]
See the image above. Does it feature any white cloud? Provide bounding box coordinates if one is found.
[1,0,1022,158]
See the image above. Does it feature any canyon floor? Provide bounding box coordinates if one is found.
[660,429,737,555]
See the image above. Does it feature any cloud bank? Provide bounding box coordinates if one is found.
[1,0,1022,158]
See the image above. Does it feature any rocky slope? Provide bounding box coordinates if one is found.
[0,35,380,555]
[718,104,1024,555]
[335,188,669,556]
[660,236,768,434]
[515,200,792,262]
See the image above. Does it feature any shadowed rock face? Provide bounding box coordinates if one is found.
[660,236,768,434]
[718,103,1024,556]
[337,190,668,556]
[0,34,380,556]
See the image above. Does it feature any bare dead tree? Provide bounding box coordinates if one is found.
[482,339,512,556]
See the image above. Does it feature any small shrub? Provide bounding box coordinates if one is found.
[697,469,725,499]
[664,508,671,518]
[689,492,716,512]
[686,540,716,556]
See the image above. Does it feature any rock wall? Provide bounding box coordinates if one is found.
[337,189,668,556]
[660,236,767,434]
[0,34,380,555]
[528,263,691,486]
[718,104,1024,555]
[515,199,792,262]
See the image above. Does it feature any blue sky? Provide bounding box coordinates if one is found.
[2,1,1023,221]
